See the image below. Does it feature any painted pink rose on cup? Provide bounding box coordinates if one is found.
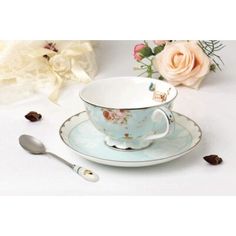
[154,41,210,88]
[102,109,130,125]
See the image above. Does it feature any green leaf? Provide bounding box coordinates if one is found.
[154,45,165,55]
[139,46,153,58]
[158,75,165,80]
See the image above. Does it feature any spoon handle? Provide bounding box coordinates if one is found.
[46,152,99,182]
[46,152,74,168]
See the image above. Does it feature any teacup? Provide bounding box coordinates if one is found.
[80,76,178,150]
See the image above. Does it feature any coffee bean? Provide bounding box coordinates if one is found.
[25,111,42,122]
[203,155,223,165]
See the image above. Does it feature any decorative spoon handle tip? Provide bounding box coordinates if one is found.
[73,165,99,182]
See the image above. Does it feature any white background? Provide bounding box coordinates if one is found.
[0,0,236,235]
[1,40,235,195]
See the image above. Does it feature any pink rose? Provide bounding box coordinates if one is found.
[133,43,146,61]
[154,41,210,89]
[154,40,169,46]
[103,109,130,124]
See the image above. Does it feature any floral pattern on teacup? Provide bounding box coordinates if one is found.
[102,109,131,124]
[149,82,171,102]
[152,87,171,102]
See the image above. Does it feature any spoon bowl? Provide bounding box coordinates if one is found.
[19,135,46,154]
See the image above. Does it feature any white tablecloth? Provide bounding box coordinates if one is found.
[1,41,235,195]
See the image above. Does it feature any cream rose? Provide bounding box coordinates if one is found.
[154,41,210,88]
[49,54,71,75]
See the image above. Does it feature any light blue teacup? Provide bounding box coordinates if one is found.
[80,77,177,150]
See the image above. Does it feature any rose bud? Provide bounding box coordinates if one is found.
[153,40,170,55]
[153,40,169,46]
[133,43,153,61]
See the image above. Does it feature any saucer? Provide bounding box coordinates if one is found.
[59,111,202,167]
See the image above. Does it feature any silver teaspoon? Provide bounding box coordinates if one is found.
[19,134,99,182]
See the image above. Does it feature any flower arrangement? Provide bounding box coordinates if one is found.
[133,40,225,89]
[0,41,97,104]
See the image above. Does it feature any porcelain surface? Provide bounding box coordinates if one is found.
[80,77,177,109]
[79,77,177,150]
[85,102,174,150]
[59,111,202,167]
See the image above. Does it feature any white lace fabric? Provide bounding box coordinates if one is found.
[0,41,97,104]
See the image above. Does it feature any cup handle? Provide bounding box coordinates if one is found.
[146,107,175,140]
